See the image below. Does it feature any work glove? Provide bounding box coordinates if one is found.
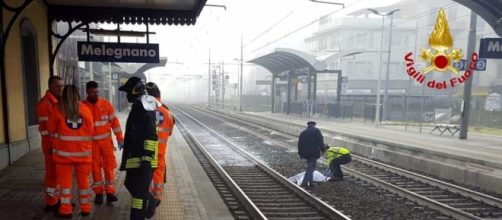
[117,141,124,151]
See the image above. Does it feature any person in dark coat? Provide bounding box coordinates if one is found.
[298,121,325,188]
[119,77,160,220]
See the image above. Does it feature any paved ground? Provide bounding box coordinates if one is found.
[0,111,232,220]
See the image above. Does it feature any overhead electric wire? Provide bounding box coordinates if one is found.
[243,9,297,48]
[248,1,459,55]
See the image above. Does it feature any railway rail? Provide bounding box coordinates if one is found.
[179,105,502,220]
[174,106,350,220]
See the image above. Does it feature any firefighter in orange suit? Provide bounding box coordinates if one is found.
[83,81,123,204]
[146,82,175,205]
[47,85,94,218]
[36,76,63,212]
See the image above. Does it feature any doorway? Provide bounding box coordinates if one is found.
[20,19,40,150]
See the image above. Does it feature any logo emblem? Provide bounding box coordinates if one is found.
[156,111,164,126]
[419,8,462,74]
[66,117,83,130]
[404,8,478,90]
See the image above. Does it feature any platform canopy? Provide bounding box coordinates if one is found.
[453,0,502,37]
[45,0,207,25]
[248,48,326,75]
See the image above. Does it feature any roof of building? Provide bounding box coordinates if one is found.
[248,48,325,75]
[45,0,207,26]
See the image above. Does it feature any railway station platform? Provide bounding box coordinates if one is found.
[212,109,502,194]
[0,112,233,220]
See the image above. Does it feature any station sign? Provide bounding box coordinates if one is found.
[479,38,502,59]
[77,42,160,63]
[485,93,502,111]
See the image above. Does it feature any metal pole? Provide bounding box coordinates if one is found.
[336,71,342,118]
[459,11,477,139]
[271,75,276,113]
[313,73,317,105]
[208,49,211,108]
[383,13,395,122]
[420,81,425,133]
[375,16,385,125]
[222,61,225,109]
[287,71,291,115]
[236,60,239,110]
[108,62,112,101]
[294,79,298,101]
[240,34,244,112]
[406,18,420,131]
[404,78,412,131]
[307,70,312,118]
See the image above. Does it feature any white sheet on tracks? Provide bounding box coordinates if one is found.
[288,170,328,185]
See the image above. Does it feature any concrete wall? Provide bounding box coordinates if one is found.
[2,0,49,168]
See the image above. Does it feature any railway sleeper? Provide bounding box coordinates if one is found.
[241,190,291,195]
[259,206,316,212]
[263,211,323,217]
[447,202,486,208]
[406,187,438,191]
[230,177,273,181]
[251,198,303,203]
[264,216,326,220]
[249,194,299,199]
[237,181,277,186]
[253,202,309,207]
[239,186,286,190]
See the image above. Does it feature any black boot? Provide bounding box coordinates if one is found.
[106,193,118,204]
[58,212,72,219]
[145,199,160,219]
[95,194,104,204]
[81,211,91,217]
[44,204,56,212]
[45,201,60,212]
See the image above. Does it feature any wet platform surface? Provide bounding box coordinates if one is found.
[0,112,232,220]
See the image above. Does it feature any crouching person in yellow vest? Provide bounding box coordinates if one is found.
[326,146,351,181]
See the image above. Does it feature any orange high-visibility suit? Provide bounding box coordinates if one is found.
[47,103,94,215]
[83,98,123,195]
[36,90,59,206]
[150,102,175,200]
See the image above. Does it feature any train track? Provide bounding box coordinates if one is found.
[173,106,350,220]
[181,105,502,220]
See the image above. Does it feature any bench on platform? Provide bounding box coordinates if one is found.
[429,108,460,136]
[429,123,460,136]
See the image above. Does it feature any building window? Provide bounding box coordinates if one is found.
[319,38,327,50]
